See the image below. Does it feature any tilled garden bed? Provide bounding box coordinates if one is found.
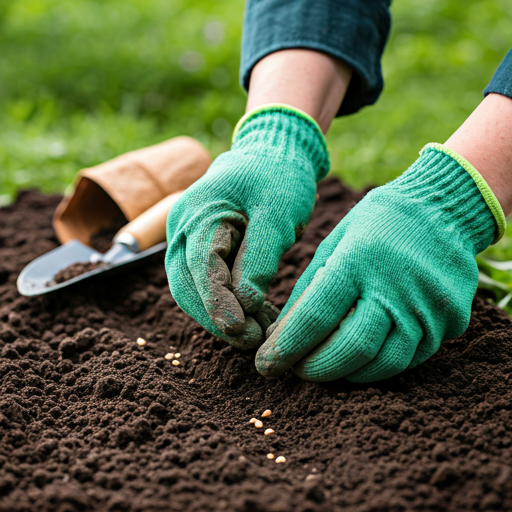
[0,178,511,512]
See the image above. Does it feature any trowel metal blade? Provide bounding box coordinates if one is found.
[17,239,167,296]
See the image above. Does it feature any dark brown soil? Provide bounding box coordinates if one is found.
[90,219,127,254]
[1,180,512,512]
[53,262,106,285]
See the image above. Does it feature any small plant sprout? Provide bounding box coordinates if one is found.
[275,456,286,463]
[264,429,274,435]
[136,338,146,346]
[267,453,275,460]
[172,360,180,366]
[165,353,174,360]
[262,409,272,417]
[254,420,263,428]
[477,256,512,311]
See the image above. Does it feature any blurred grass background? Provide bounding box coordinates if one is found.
[1,0,512,256]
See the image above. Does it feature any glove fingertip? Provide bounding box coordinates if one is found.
[224,316,264,350]
[255,338,287,378]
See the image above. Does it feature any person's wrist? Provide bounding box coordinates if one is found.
[246,49,352,133]
[444,94,512,216]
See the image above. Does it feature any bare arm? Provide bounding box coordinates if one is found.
[445,93,512,216]
[246,49,353,134]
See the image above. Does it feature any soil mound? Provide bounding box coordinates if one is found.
[0,180,511,512]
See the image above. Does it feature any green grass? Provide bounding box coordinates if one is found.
[1,0,512,264]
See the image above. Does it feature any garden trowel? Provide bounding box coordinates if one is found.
[17,191,182,296]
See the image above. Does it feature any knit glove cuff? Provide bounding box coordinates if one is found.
[421,143,506,244]
[393,143,506,253]
[232,104,330,181]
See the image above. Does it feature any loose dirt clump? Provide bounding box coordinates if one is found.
[0,181,511,512]
[52,262,106,284]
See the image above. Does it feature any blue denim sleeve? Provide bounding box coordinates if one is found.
[240,0,392,117]
[484,48,512,101]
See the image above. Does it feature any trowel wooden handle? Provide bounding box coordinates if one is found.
[115,191,183,252]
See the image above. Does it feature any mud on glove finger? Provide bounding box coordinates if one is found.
[256,265,358,378]
[185,213,248,337]
[231,216,289,316]
[167,232,264,349]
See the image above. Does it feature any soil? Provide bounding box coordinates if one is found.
[90,219,127,254]
[0,180,512,512]
[50,217,125,285]
[53,262,106,285]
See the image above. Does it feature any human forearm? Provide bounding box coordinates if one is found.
[445,93,512,216]
[246,49,353,134]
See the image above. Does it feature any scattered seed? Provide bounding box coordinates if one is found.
[172,360,180,366]
[249,418,257,424]
[238,455,247,463]
[189,379,195,384]
[136,338,146,346]
[264,429,274,435]
[275,456,286,464]
[174,352,181,358]
[165,353,174,360]
[169,346,177,351]
[262,409,272,417]
[254,420,263,428]
[246,397,251,400]
[112,351,120,357]
[267,453,275,460]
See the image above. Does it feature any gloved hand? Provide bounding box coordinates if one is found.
[165,105,330,349]
[256,144,505,382]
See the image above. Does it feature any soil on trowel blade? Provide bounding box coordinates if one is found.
[49,216,125,286]
[52,261,106,285]
[0,180,512,512]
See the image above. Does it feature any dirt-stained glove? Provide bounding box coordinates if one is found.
[165,105,329,349]
[256,144,506,381]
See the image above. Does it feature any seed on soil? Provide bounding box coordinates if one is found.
[249,418,257,424]
[136,338,146,346]
[165,353,174,360]
[172,360,180,366]
[262,409,272,417]
[254,420,263,428]
[264,429,274,435]
[275,456,286,464]
[188,378,195,384]
[267,453,275,460]
[174,352,181,358]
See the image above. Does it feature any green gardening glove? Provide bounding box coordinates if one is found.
[256,144,506,382]
[165,105,330,349]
